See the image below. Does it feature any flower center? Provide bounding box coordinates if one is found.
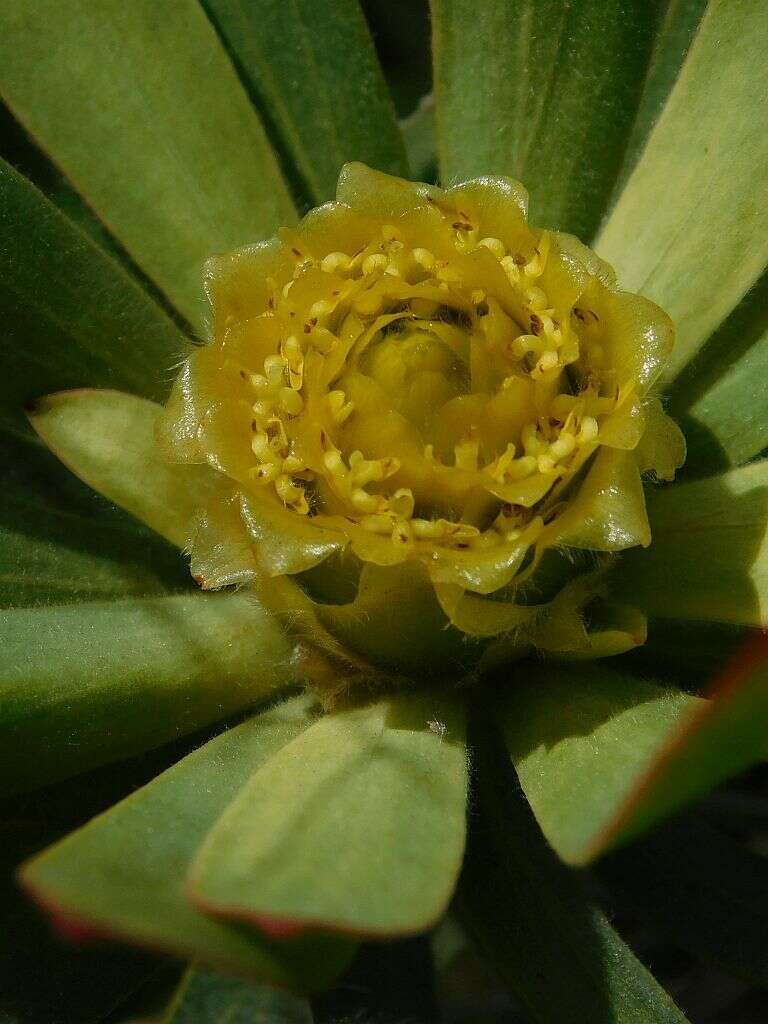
[237,207,626,552]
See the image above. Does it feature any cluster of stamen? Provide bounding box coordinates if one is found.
[236,202,620,551]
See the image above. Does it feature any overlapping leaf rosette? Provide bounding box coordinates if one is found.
[160,164,684,691]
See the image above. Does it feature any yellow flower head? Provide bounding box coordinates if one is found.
[161,164,684,692]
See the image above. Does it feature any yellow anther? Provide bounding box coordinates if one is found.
[525,286,548,309]
[362,253,388,276]
[537,454,557,475]
[282,455,306,475]
[471,289,487,306]
[534,350,559,375]
[281,280,295,299]
[504,455,538,480]
[264,354,286,384]
[323,449,346,476]
[391,519,412,545]
[279,387,304,416]
[250,462,280,484]
[578,416,599,444]
[327,390,355,425]
[384,262,401,277]
[281,335,304,389]
[390,488,415,519]
[321,252,351,273]
[309,298,336,319]
[361,513,395,535]
[548,432,576,462]
[479,237,506,259]
[412,247,435,270]
[276,475,309,515]
[500,254,521,283]
[510,334,541,359]
[351,488,385,514]
[354,290,384,317]
[251,432,273,459]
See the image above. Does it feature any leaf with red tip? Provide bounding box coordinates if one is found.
[189,692,468,937]
[19,696,355,992]
[501,645,768,864]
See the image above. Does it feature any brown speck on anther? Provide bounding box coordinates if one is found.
[513,254,527,266]
[303,323,312,334]
[530,313,543,335]
[291,247,302,258]
[476,301,489,317]
[251,419,257,432]
[239,369,248,380]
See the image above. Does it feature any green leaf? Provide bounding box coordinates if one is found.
[400,94,437,183]
[602,816,768,986]
[0,433,191,610]
[0,0,296,330]
[0,158,184,419]
[598,0,768,379]
[618,460,768,626]
[501,653,768,864]
[28,391,214,550]
[617,0,709,189]
[0,158,192,605]
[668,268,768,475]
[20,696,355,992]
[189,692,467,935]
[430,0,662,239]
[165,965,313,1023]
[201,0,407,205]
[455,709,690,1024]
[1,589,293,795]
[500,662,700,865]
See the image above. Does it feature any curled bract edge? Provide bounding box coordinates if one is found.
[159,163,685,695]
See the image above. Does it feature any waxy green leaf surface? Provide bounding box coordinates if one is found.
[598,0,768,379]
[0,0,296,330]
[431,0,662,239]
[28,391,214,550]
[190,692,468,935]
[21,697,354,991]
[1,590,293,794]
[619,460,768,626]
[202,0,407,205]
[502,654,768,864]
[456,711,690,1023]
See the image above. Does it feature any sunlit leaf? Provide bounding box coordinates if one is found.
[20,696,355,991]
[431,0,662,239]
[1,590,293,795]
[598,0,768,379]
[455,709,690,1023]
[668,269,768,475]
[0,0,296,330]
[500,663,699,864]
[618,460,768,626]
[28,391,214,550]
[502,649,768,864]
[165,964,312,1023]
[202,0,407,204]
[190,692,467,935]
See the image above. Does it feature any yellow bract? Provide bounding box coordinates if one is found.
[160,164,684,688]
